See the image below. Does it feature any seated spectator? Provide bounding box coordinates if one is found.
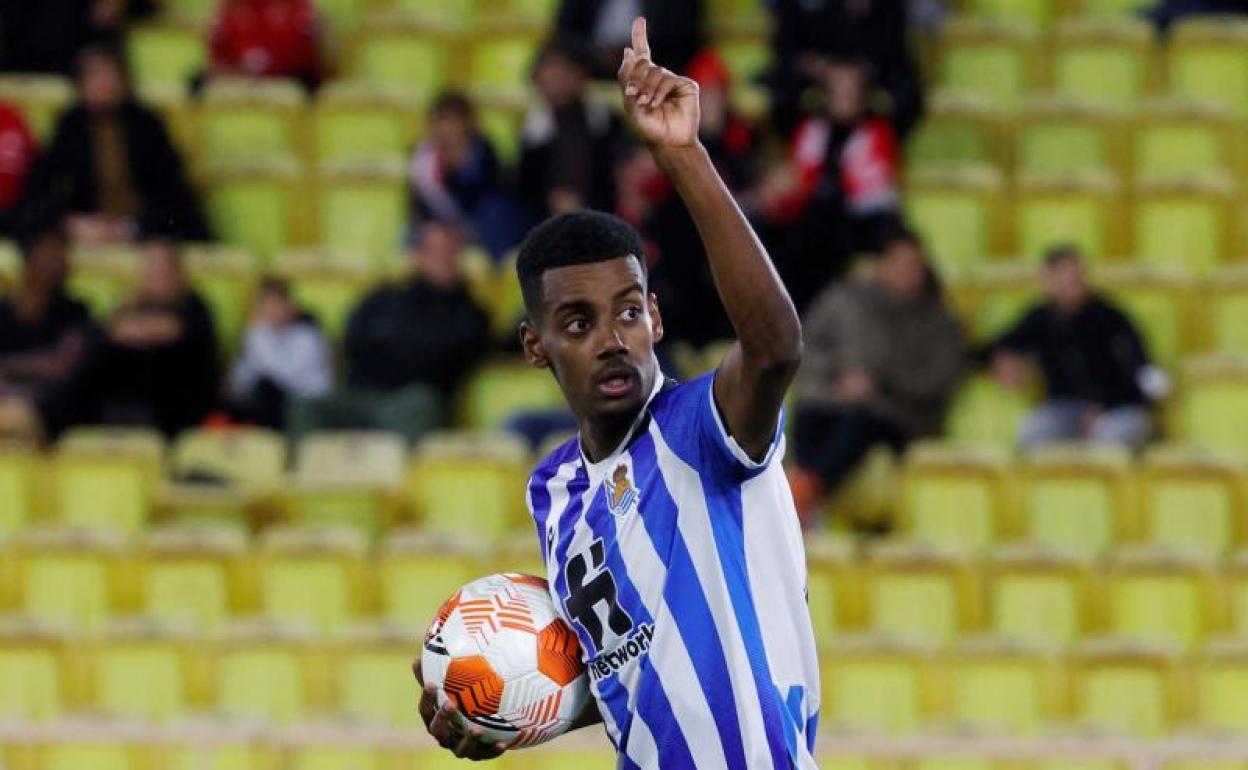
[0,103,37,235]
[555,0,703,77]
[209,0,323,89]
[408,91,524,258]
[688,49,756,191]
[226,276,332,430]
[0,224,93,441]
[789,227,966,524]
[756,57,902,312]
[94,239,219,436]
[518,37,623,220]
[0,0,154,75]
[292,222,491,444]
[981,246,1159,451]
[1148,0,1248,32]
[768,0,923,138]
[21,45,211,243]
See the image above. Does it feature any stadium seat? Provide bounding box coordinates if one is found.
[215,618,322,724]
[160,0,218,23]
[89,618,194,721]
[1133,179,1233,276]
[41,740,136,770]
[1177,357,1248,453]
[476,102,525,166]
[52,427,164,535]
[1015,98,1124,180]
[458,358,568,430]
[390,0,474,28]
[0,74,74,142]
[1097,265,1195,368]
[1225,552,1248,636]
[1103,545,1222,649]
[899,443,1013,553]
[1071,637,1185,737]
[905,96,1009,174]
[272,249,384,340]
[67,243,140,318]
[126,22,208,93]
[1018,444,1136,554]
[286,431,406,536]
[316,163,408,264]
[17,528,124,633]
[313,81,423,167]
[1205,267,1248,356]
[331,620,424,726]
[984,543,1095,646]
[149,736,267,770]
[166,427,287,524]
[0,448,41,536]
[1051,18,1155,112]
[407,431,529,539]
[1073,0,1155,16]
[937,19,1038,111]
[1014,172,1122,263]
[1137,446,1247,556]
[1193,637,1248,731]
[0,617,69,720]
[705,0,772,36]
[820,634,938,735]
[378,529,490,628]
[258,526,369,633]
[199,78,308,165]
[715,37,774,94]
[861,541,980,644]
[184,245,257,358]
[940,635,1067,735]
[1167,18,1248,112]
[944,375,1035,450]
[349,23,450,99]
[905,166,1004,276]
[287,746,387,770]
[806,534,858,643]
[141,524,248,632]
[468,32,542,104]
[966,0,1052,27]
[1132,101,1235,185]
[205,160,306,261]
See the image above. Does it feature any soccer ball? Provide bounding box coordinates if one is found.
[421,573,590,747]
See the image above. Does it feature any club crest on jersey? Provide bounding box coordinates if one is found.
[605,463,639,516]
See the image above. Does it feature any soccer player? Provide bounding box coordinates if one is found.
[416,17,819,769]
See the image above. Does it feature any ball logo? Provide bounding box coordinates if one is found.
[605,463,640,516]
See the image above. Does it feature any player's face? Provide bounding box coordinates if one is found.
[522,256,663,429]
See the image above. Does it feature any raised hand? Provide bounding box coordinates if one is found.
[617,17,700,148]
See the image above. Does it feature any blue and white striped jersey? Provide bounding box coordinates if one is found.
[526,370,820,770]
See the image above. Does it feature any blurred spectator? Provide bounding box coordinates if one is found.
[518,37,623,219]
[408,91,524,258]
[980,246,1158,451]
[768,0,923,139]
[756,57,902,313]
[0,0,154,75]
[789,228,966,523]
[688,49,757,190]
[555,0,704,77]
[1148,0,1248,32]
[0,224,92,441]
[0,103,38,235]
[209,0,323,89]
[21,46,211,243]
[226,276,332,430]
[94,239,219,436]
[292,223,491,443]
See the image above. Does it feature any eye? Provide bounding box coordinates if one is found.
[564,317,590,335]
[618,306,642,322]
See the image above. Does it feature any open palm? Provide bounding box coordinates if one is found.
[617,17,700,148]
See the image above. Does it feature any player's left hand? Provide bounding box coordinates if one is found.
[618,17,700,148]
[413,658,514,760]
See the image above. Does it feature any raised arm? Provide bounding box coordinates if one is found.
[618,17,802,459]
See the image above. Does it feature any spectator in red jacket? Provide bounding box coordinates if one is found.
[0,103,37,234]
[209,0,323,89]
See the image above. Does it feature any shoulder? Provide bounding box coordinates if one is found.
[526,437,581,521]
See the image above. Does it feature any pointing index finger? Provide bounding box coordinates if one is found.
[631,16,650,61]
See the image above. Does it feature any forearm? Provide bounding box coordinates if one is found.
[570,701,604,731]
[652,144,801,365]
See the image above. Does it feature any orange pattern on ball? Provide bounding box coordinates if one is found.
[442,655,505,717]
[537,619,584,687]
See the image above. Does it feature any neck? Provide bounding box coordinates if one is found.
[579,409,640,464]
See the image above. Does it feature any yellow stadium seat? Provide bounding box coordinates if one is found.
[715,37,774,94]
[967,0,1052,27]
[391,0,474,28]
[258,526,368,633]
[1138,446,1247,556]
[17,528,124,633]
[806,534,857,644]
[861,541,980,644]
[820,634,938,735]
[905,166,1004,276]
[900,443,1013,554]
[316,163,408,264]
[1015,98,1125,180]
[704,0,771,37]
[90,618,195,721]
[199,79,307,166]
[1132,101,1235,185]
[215,618,322,724]
[51,427,163,535]
[477,102,525,167]
[1051,18,1155,112]
[1224,552,1248,636]
[41,740,135,770]
[161,0,217,23]
[286,431,406,536]
[458,358,568,430]
[407,431,529,539]
[1178,357,1248,453]
[0,448,41,536]
[184,245,257,358]
[469,33,542,103]
[1133,179,1233,276]
[940,636,1067,735]
[331,620,423,726]
[953,261,1041,338]
[314,81,423,167]
[350,24,450,99]
[67,243,139,318]
[1018,444,1136,554]
[1168,18,1248,112]
[1071,637,1185,737]
[985,543,1095,646]
[1103,545,1222,649]
[272,250,383,340]
[379,529,489,628]
[0,617,69,720]
[905,96,1009,174]
[1193,637,1248,731]
[172,427,287,489]
[287,746,385,770]
[126,22,208,92]
[141,524,248,632]
[0,74,74,142]
[206,160,307,261]
[937,19,1038,111]
[1014,173,1123,262]
[945,375,1035,450]
[1073,0,1154,16]
[1097,265,1195,368]
[1205,267,1248,356]
[150,736,267,770]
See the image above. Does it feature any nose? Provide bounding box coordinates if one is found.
[596,323,628,360]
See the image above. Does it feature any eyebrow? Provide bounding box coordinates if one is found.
[550,282,645,317]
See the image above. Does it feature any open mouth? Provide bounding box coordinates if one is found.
[595,368,637,399]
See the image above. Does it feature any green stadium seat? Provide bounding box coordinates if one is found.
[206,161,305,261]
[942,637,1066,735]
[1207,268,1248,356]
[288,747,385,770]
[350,26,449,99]
[1072,638,1183,738]
[141,525,247,632]
[316,164,408,264]
[1073,0,1155,16]
[805,535,856,643]
[1133,180,1232,276]
[1104,546,1220,650]
[937,19,1038,111]
[184,245,257,359]
[0,619,68,721]
[1168,18,1248,112]
[407,432,529,539]
[1019,445,1135,555]
[126,23,208,93]
[1138,446,1245,556]
[18,529,124,634]
[68,244,139,319]
[469,33,542,103]
[1179,357,1248,453]
[91,620,193,721]
[1097,265,1195,368]
[1014,173,1121,262]
[0,449,40,537]
[985,544,1094,646]
[259,526,368,634]
[458,358,568,430]
[286,431,406,537]
[1052,18,1154,112]
[862,542,978,644]
[1226,552,1248,636]
[820,634,936,735]
[715,38,774,92]
[905,98,1007,173]
[172,427,287,491]
[945,374,1035,450]
[477,103,524,166]
[391,0,473,28]
[0,75,74,142]
[900,443,1012,554]
[1133,103,1233,185]
[1194,638,1248,731]
[161,0,218,23]
[705,0,772,36]
[199,79,308,165]
[154,740,265,770]
[272,250,383,341]
[216,619,318,724]
[905,166,1003,276]
[966,0,1052,27]
[52,427,164,535]
[378,530,488,627]
[1015,99,1123,179]
[43,742,134,770]
[332,622,424,726]
[313,81,422,167]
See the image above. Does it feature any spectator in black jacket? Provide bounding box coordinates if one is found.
[981,246,1157,450]
[21,45,211,243]
[555,0,703,77]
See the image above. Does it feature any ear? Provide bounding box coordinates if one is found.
[520,320,549,369]
[648,293,664,344]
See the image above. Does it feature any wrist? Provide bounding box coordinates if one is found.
[651,141,710,173]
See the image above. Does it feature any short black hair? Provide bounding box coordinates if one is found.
[516,210,646,317]
[1044,243,1083,269]
[430,90,475,122]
